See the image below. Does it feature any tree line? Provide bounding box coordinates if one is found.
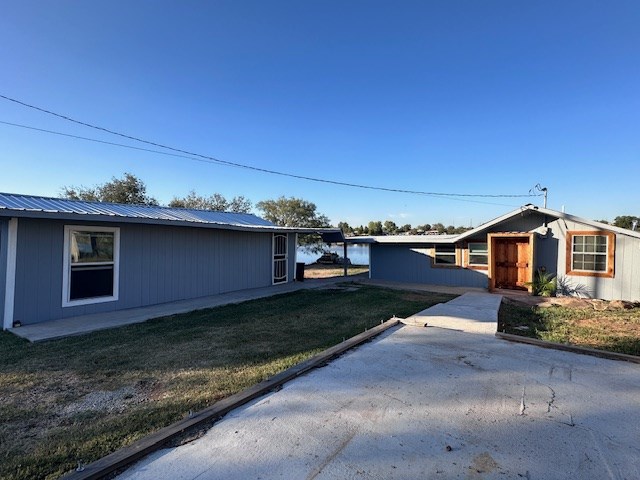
[61,173,640,236]
[336,220,472,236]
[60,173,330,248]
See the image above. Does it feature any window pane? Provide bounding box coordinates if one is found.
[70,265,114,300]
[71,232,114,263]
[573,236,584,252]
[435,245,455,253]
[594,257,607,271]
[469,254,488,265]
[572,253,583,270]
[468,243,488,266]
[468,243,488,254]
[435,254,456,265]
[595,236,607,253]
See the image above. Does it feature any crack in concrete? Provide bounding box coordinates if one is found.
[519,387,526,416]
[546,386,556,413]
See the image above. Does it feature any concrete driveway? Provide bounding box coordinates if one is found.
[119,325,640,480]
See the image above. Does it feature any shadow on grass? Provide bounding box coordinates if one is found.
[0,285,454,480]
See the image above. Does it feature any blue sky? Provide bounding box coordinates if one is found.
[1,1,638,228]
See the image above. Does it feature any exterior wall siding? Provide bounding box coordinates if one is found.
[0,219,8,327]
[547,218,640,302]
[368,209,640,301]
[13,218,278,325]
[369,244,489,288]
[287,233,296,282]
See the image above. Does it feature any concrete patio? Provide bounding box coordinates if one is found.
[118,305,640,479]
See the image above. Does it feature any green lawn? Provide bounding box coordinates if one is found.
[0,285,454,480]
[498,302,640,356]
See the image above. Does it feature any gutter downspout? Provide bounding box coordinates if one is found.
[343,242,348,277]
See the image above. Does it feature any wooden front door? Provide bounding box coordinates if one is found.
[493,237,531,290]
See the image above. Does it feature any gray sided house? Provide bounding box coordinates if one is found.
[0,193,340,329]
[356,205,640,302]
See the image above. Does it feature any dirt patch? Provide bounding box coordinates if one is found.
[61,385,150,417]
[502,295,594,309]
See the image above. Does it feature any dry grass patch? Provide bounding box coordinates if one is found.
[0,285,452,480]
[304,263,369,278]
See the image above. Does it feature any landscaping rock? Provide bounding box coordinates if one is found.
[609,300,636,310]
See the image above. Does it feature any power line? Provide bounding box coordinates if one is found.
[0,94,541,201]
[0,120,521,208]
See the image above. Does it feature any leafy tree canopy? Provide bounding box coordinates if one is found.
[383,220,398,234]
[257,196,331,251]
[169,190,252,213]
[337,221,353,235]
[613,215,640,230]
[367,221,383,235]
[256,196,330,228]
[61,173,158,206]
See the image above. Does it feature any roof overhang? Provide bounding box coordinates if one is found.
[0,207,342,237]
[345,234,459,244]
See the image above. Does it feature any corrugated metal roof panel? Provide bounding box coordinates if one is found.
[0,192,276,227]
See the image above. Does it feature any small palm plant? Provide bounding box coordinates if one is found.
[526,269,557,297]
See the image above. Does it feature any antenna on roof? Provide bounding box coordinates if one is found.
[530,184,548,208]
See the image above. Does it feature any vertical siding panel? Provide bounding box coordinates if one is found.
[21,221,38,323]
[141,225,150,306]
[36,222,53,323]
[147,225,158,305]
[11,220,311,325]
[0,220,7,327]
[48,221,62,321]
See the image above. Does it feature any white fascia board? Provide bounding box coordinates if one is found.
[533,206,640,239]
[353,235,460,244]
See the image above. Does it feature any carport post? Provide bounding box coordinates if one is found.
[343,242,348,277]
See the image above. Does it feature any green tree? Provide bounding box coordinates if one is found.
[368,221,383,235]
[613,215,640,230]
[337,221,353,236]
[61,172,158,205]
[432,223,446,234]
[383,220,398,235]
[416,223,432,233]
[256,196,331,250]
[399,223,412,233]
[169,190,252,213]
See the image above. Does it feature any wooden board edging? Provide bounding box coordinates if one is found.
[61,318,401,480]
[496,332,640,364]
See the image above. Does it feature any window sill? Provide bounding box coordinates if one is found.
[566,270,613,279]
[62,295,118,308]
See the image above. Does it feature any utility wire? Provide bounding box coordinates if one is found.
[0,94,541,200]
[0,120,521,208]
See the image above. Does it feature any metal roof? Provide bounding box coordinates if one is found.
[0,192,342,236]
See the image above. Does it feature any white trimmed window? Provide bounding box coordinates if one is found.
[63,226,120,307]
[433,244,457,266]
[468,242,488,266]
